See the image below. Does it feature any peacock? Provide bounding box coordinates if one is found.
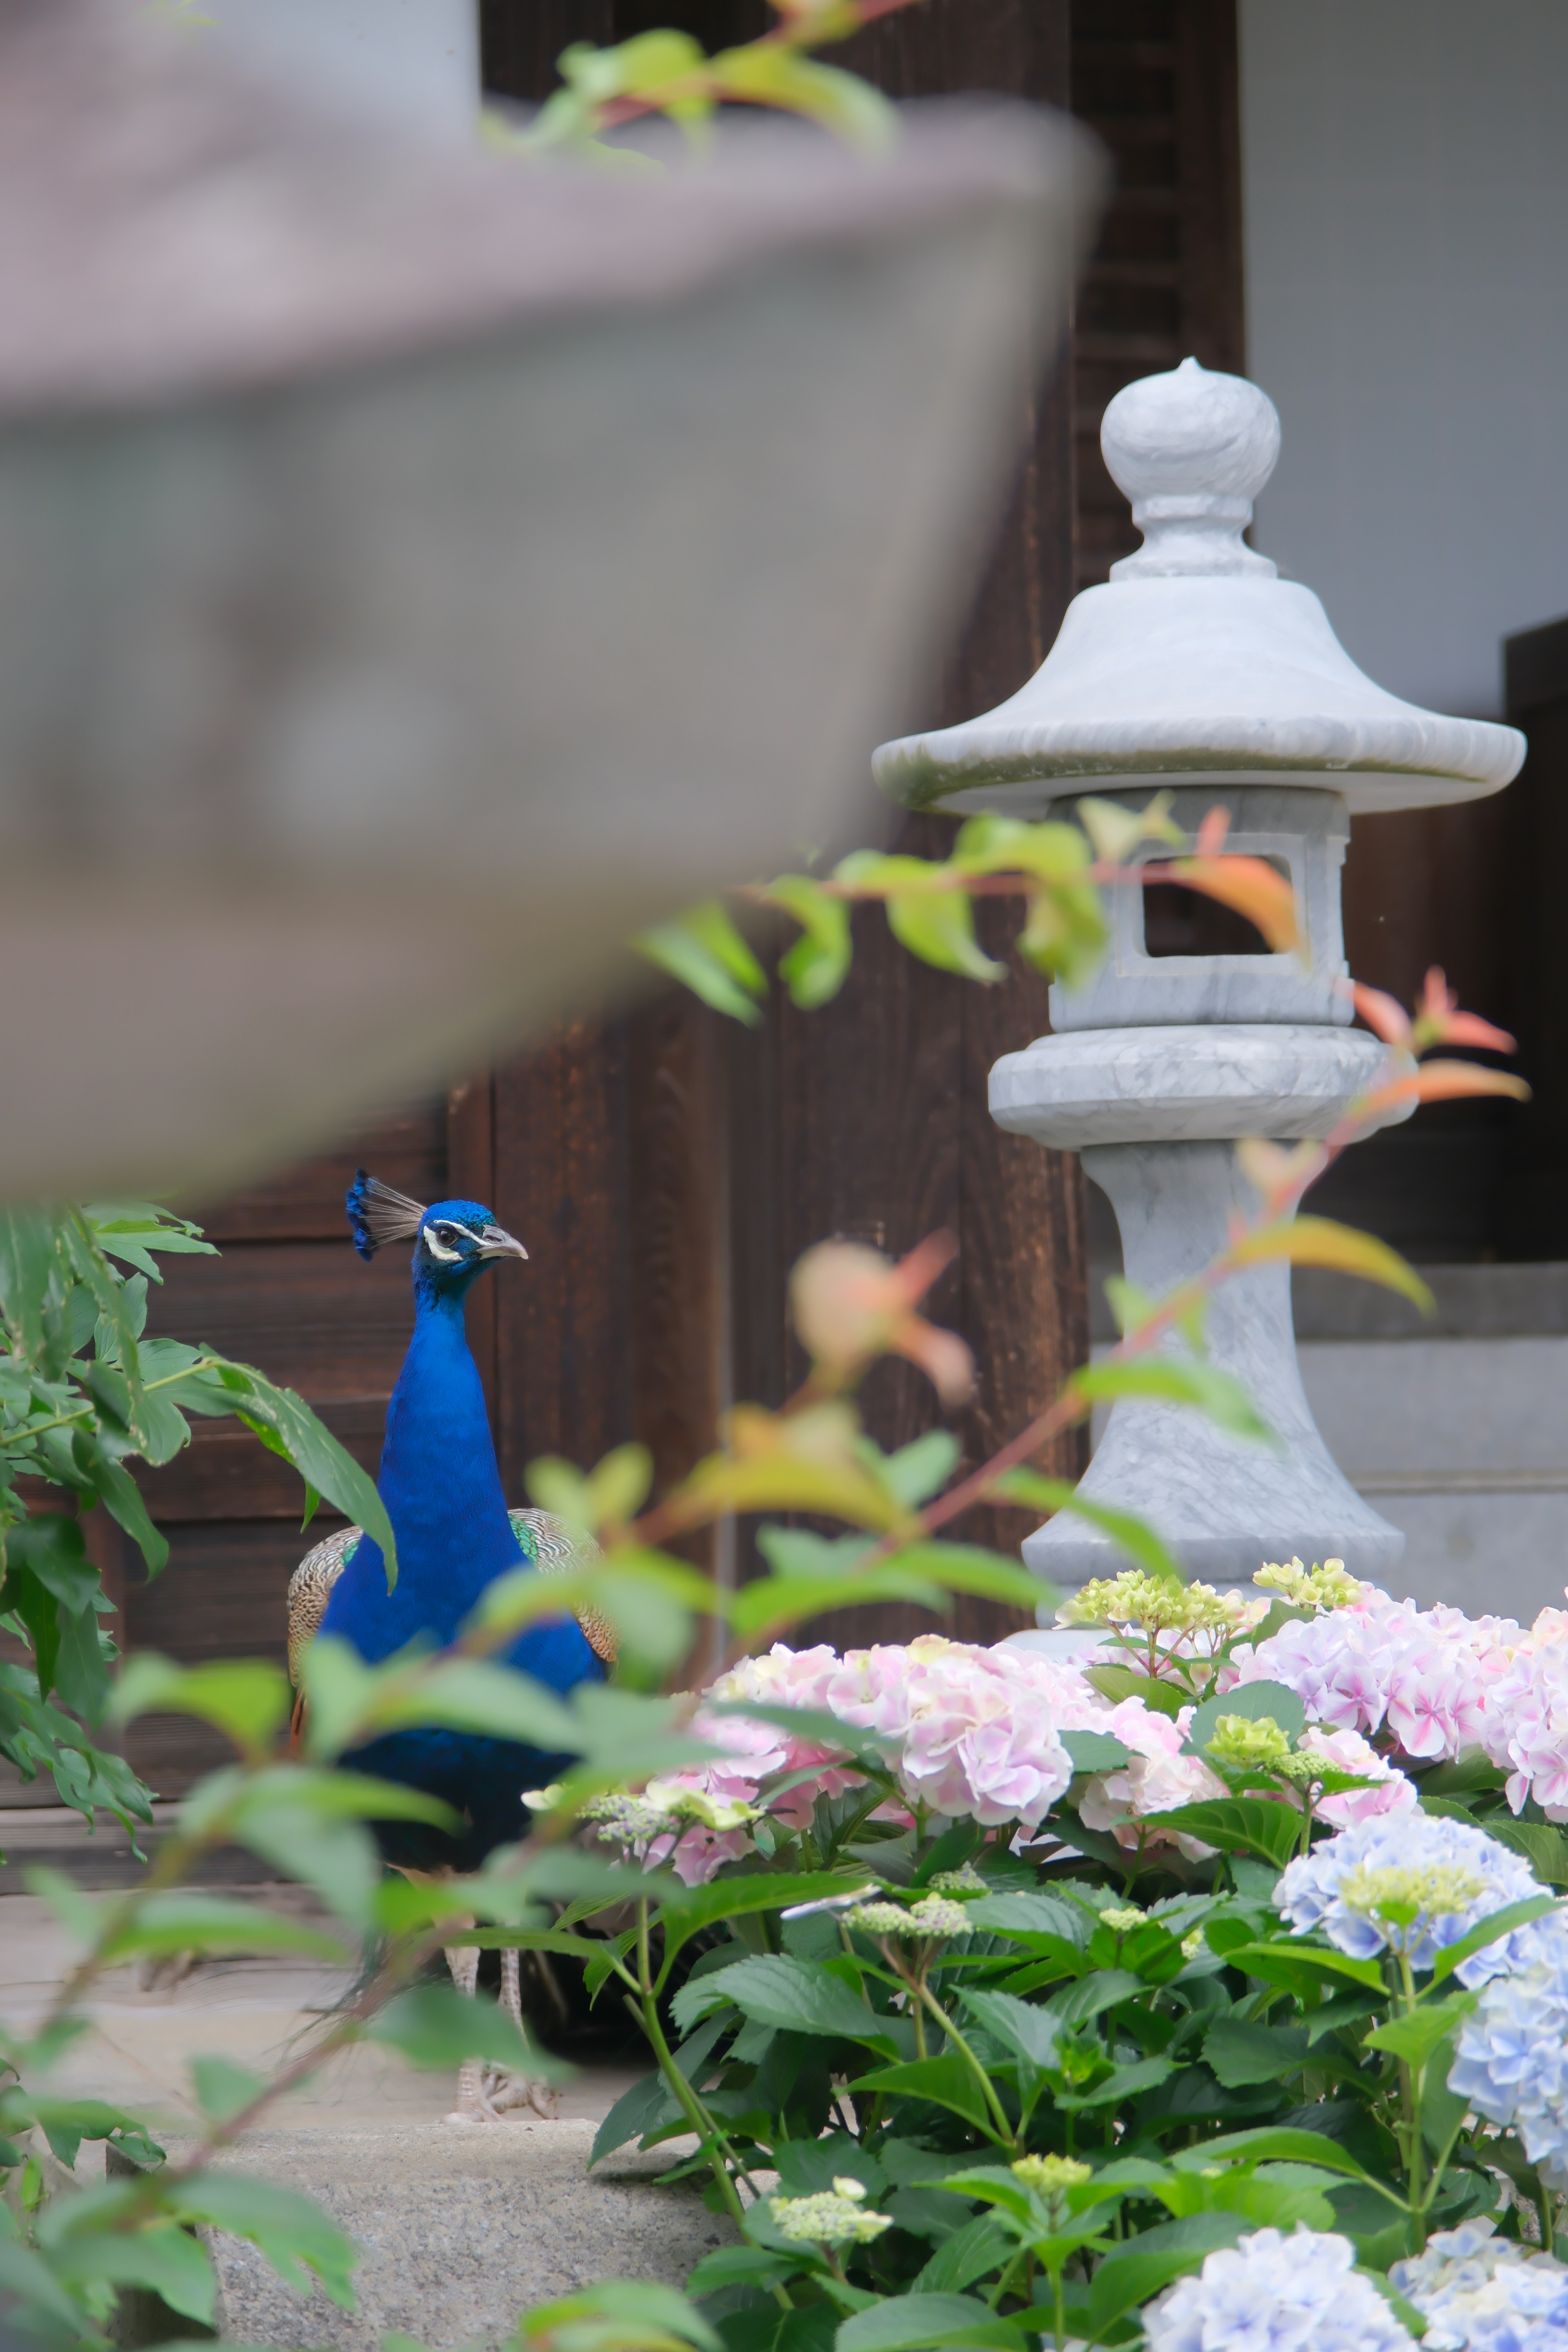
[286,1170,615,2120]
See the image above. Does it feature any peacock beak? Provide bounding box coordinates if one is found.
[477,1223,528,1262]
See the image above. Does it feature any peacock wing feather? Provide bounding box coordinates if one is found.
[285,1510,616,1688]
[508,1507,617,1665]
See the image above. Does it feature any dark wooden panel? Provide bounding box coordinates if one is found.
[1071,0,1246,590]
[492,1021,633,1493]
[711,0,1089,1653]
[192,1104,446,1244]
[448,1072,499,1422]
[134,1405,381,1525]
[144,1241,415,1401]
[627,992,728,1542]
[122,1521,305,1793]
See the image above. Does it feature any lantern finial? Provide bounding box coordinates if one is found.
[1102,354,1281,580]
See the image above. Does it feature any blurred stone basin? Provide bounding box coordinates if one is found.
[0,0,1100,1201]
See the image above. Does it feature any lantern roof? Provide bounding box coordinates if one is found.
[874,356,1523,817]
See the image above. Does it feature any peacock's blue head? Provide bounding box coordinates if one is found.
[346,1170,527,1301]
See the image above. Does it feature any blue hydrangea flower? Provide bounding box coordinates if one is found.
[1392,2218,1568,2350]
[1273,1813,1541,1985]
[1143,2226,1414,2352]
[1450,1910,1568,2185]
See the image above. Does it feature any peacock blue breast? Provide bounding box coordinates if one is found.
[317,1178,606,1869]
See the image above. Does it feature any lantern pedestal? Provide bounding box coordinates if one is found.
[874,357,1525,1608]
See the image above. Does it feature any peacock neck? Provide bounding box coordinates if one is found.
[373,1282,522,1628]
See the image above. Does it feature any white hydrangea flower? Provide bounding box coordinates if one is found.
[1143,2227,1414,2352]
[771,2178,893,2247]
[1274,1813,1541,1986]
[1391,2218,1568,2350]
[1449,1909,1568,2184]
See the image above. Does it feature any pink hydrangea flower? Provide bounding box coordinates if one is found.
[1479,1618,1568,1817]
[824,1635,1079,1829]
[1224,1592,1521,1764]
[1296,1724,1418,1829]
[1078,1704,1227,1859]
[700,1641,867,1823]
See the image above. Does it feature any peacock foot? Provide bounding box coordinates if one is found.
[477,2062,561,2120]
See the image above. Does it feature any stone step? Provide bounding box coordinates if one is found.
[179,2123,734,2352]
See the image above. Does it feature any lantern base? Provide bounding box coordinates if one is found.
[1022,1135,1406,1602]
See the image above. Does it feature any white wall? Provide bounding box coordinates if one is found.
[1238,0,1568,718]
[202,0,478,138]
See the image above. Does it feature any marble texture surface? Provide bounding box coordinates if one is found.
[989,1021,1409,1148]
[1025,1139,1406,1592]
[873,359,1523,817]
[1047,784,1351,1031]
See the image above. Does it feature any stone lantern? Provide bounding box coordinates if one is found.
[873,359,1524,1603]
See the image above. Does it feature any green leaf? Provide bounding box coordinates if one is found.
[659,1872,880,1978]
[1040,1968,1143,2029]
[0,1209,57,1361]
[849,2055,994,2136]
[1060,1728,1132,1774]
[771,875,854,1010]
[1429,1894,1558,1984]
[1082,1662,1187,1716]
[989,1470,1185,1584]
[47,2212,215,2325]
[191,2054,268,2125]
[711,47,895,151]
[1229,1216,1433,1313]
[1364,1993,1477,2069]
[1223,1940,1386,1993]
[1478,1819,1568,1888]
[1084,2216,1248,2335]
[79,1451,169,1574]
[110,1655,292,1752]
[884,890,1004,984]
[190,1355,397,1586]
[1185,1681,1307,1756]
[911,2216,1016,2296]
[1141,1797,1303,1870]
[521,2283,722,2352]
[170,2173,357,2306]
[349,1655,581,1754]
[22,2096,165,2171]
[590,2071,679,2169]
[679,1955,891,2049]
[958,1988,1059,2070]
[1067,1356,1274,1444]
[965,1891,1091,1946]
[870,1541,1044,1614]
[835,2293,1025,2352]
[368,1984,564,2078]
[1169,2127,1375,2179]
[686,2245,799,2296]
[95,1893,347,1964]
[637,901,767,1025]
[1204,2017,1312,2087]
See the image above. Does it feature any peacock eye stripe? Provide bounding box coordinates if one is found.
[423,1227,463,1263]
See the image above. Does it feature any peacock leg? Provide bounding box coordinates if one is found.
[480,1949,561,2119]
[442,1936,486,2122]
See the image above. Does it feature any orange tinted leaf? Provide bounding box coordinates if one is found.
[1359,1063,1530,1122]
[1226,1216,1433,1310]
[1350,982,1412,1046]
[1411,1060,1530,1104]
[1167,855,1301,954]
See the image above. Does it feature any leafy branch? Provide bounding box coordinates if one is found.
[637,800,1304,1021]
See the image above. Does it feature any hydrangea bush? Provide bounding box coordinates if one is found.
[0,842,1536,2352]
[550,1558,1568,2352]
